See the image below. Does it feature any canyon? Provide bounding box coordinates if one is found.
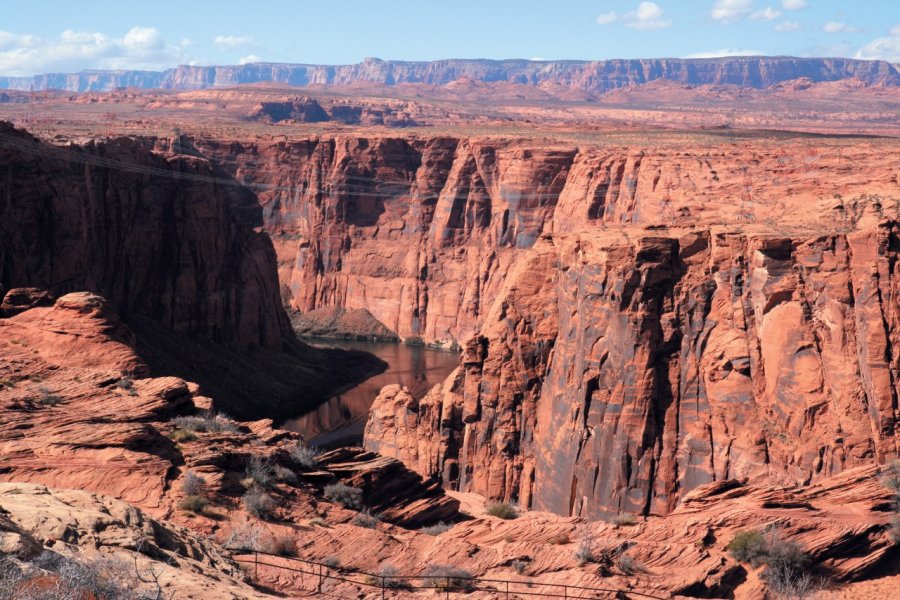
[1,63,899,598]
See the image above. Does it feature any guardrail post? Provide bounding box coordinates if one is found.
[506,580,509,599]
[381,575,386,600]
[445,576,450,599]
[317,563,323,593]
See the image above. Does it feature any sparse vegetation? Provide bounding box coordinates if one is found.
[220,518,261,551]
[351,509,381,529]
[0,551,171,600]
[322,556,341,570]
[510,559,528,575]
[420,521,452,536]
[180,471,206,496]
[178,494,209,515]
[323,482,363,509]
[726,529,769,566]
[613,514,638,527]
[615,553,643,575]
[261,534,297,557]
[35,386,62,406]
[172,411,240,434]
[421,564,474,590]
[308,517,328,528]
[727,528,824,598]
[273,465,297,484]
[242,489,275,519]
[486,501,519,520]
[289,442,322,469]
[364,565,411,589]
[574,538,598,566]
[244,455,275,489]
[882,461,900,544]
[169,429,196,443]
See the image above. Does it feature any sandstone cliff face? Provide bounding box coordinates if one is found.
[366,227,900,518]
[0,122,287,350]
[3,57,899,92]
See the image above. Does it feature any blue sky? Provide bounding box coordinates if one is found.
[0,1,898,76]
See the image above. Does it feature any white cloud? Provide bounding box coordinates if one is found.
[855,37,900,62]
[775,21,802,32]
[823,21,858,34]
[751,7,782,21]
[0,26,191,76]
[711,0,753,24]
[782,0,808,9]
[212,35,254,50]
[685,48,765,58]
[597,12,618,25]
[889,24,900,36]
[238,54,261,65]
[597,2,671,30]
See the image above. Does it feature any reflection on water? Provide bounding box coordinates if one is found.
[280,339,459,448]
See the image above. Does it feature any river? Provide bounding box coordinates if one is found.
[279,339,459,448]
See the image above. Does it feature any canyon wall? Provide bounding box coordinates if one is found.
[0,122,288,349]
[183,131,900,516]
[0,122,381,418]
[3,56,899,92]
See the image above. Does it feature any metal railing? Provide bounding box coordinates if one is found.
[233,551,670,599]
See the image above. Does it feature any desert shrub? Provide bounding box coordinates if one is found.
[351,509,381,529]
[574,538,597,566]
[615,553,643,575]
[244,455,274,489]
[172,412,240,434]
[242,489,275,519]
[364,565,412,589]
[420,521,452,536]
[726,529,769,566]
[2,552,139,600]
[548,532,571,545]
[486,501,519,520]
[180,471,206,496]
[261,534,297,557]
[614,514,638,526]
[35,386,62,406]
[322,556,341,569]
[510,559,528,575]
[273,465,297,484]
[220,518,261,551]
[178,494,209,514]
[169,429,196,443]
[762,541,817,598]
[323,482,363,509]
[421,564,474,590]
[115,378,133,390]
[289,442,321,469]
[308,517,328,528]
[884,461,900,544]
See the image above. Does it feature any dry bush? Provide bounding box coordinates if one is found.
[419,522,452,536]
[169,429,196,443]
[613,514,637,526]
[421,564,474,590]
[323,482,363,509]
[261,534,297,557]
[486,502,518,519]
[178,494,209,515]
[364,564,411,589]
[548,532,571,545]
[180,471,206,496]
[290,442,321,469]
[220,518,261,551]
[172,412,240,434]
[351,509,381,529]
[242,489,275,520]
[273,465,297,485]
[244,455,274,489]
